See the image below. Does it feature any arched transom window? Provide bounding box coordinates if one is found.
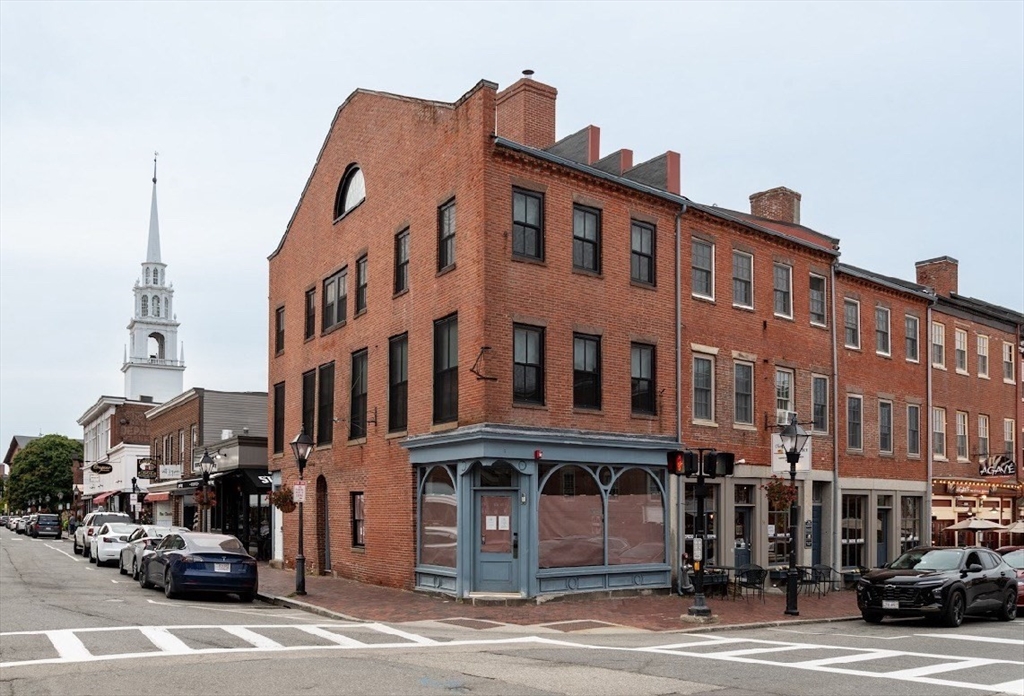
[333,165,365,220]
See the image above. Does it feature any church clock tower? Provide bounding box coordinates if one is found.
[122,156,185,402]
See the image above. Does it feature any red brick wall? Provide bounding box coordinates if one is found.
[835,274,929,482]
[915,257,958,297]
[495,78,557,150]
[750,187,801,225]
[147,396,201,479]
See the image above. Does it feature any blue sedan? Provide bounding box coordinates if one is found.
[138,532,258,602]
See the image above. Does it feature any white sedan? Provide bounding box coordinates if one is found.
[119,525,189,579]
[90,523,138,567]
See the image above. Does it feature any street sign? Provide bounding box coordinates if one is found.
[292,483,306,504]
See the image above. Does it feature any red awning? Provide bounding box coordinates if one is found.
[145,492,170,503]
[92,491,114,505]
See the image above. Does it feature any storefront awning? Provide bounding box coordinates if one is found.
[92,491,115,506]
[213,468,272,494]
[144,492,170,503]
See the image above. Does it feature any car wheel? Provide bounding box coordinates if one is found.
[164,570,178,599]
[239,591,255,603]
[89,549,97,564]
[139,564,153,589]
[861,611,884,624]
[942,590,965,627]
[132,559,139,581]
[997,590,1017,622]
[118,555,127,575]
[72,538,79,554]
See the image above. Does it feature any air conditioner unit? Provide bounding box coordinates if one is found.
[776,409,796,426]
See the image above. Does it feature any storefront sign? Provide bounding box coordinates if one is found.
[90,462,113,474]
[136,458,158,479]
[979,455,1016,477]
[770,434,812,473]
[160,464,182,479]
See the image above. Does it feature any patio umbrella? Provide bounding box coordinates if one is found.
[1003,520,1024,534]
[944,518,1006,531]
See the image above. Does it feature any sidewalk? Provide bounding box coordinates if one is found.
[256,563,861,633]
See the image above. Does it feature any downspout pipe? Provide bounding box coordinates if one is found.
[830,262,841,574]
[675,204,687,593]
[925,302,934,544]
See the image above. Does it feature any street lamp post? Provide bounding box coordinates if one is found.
[198,450,216,533]
[290,429,314,596]
[780,413,811,617]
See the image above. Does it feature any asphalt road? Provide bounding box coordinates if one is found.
[2,526,1022,696]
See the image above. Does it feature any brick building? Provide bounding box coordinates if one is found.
[267,77,1022,598]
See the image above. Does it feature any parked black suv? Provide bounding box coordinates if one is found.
[30,513,62,539]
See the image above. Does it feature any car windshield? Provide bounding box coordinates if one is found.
[190,536,246,553]
[889,548,963,571]
[106,524,136,534]
[1002,549,1024,569]
[91,514,129,526]
[38,515,59,522]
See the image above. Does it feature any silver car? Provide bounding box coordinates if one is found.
[119,525,189,579]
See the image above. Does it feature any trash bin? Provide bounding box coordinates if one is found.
[734,541,751,568]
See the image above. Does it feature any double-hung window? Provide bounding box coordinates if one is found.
[905,315,919,362]
[512,189,543,260]
[394,228,409,294]
[438,199,456,270]
[272,382,285,454]
[572,205,600,272]
[907,404,920,456]
[693,354,714,422]
[954,328,968,373]
[350,350,368,439]
[692,239,714,299]
[1004,419,1016,460]
[931,322,945,368]
[388,334,408,433]
[302,369,316,438]
[512,324,545,404]
[732,251,753,308]
[351,492,365,548]
[322,268,347,331]
[847,395,863,450]
[775,368,793,423]
[630,221,655,285]
[734,362,753,425]
[809,274,826,325]
[956,411,969,460]
[879,400,893,453]
[631,344,656,414]
[875,307,891,355]
[773,263,792,317]
[977,335,989,378]
[978,414,989,456]
[433,314,458,423]
[573,334,601,409]
[812,375,828,433]
[317,362,335,445]
[355,255,368,315]
[275,306,285,354]
[932,407,946,458]
[1003,342,1016,383]
[304,289,316,339]
[844,299,860,348]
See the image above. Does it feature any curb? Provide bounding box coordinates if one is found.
[257,592,365,623]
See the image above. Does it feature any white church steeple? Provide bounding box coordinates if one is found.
[122,154,185,402]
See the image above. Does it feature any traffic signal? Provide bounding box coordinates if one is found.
[702,450,719,479]
[666,450,685,476]
[714,452,735,477]
[683,451,699,477]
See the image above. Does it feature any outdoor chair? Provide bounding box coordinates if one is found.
[733,564,767,602]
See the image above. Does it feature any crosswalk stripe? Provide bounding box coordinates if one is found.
[364,622,437,645]
[139,627,194,654]
[294,625,366,647]
[885,658,999,679]
[46,630,92,661]
[221,626,284,649]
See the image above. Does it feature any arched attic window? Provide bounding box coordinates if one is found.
[333,165,365,220]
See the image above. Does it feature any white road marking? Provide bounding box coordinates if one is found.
[144,598,315,620]
[221,626,284,649]
[294,625,366,647]
[111,579,120,584]
[916,632,1024,646]
[363,622,437,645]
[43,544,81,562]
[45,630,92,661]
[139,627,193,655]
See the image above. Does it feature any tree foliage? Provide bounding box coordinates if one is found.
[6,435,80,512]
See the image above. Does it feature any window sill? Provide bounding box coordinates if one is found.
[844,344,861,351]
[906,357,920,364]
[573,407,603,415]
[274,350,284,358]
[436,263,456,278]
[879,452,894,458]
[314,443,332,452]
[846,449,864,456]
[810,321,828,330]
[692,294,715,304]
[303,335,315,344]
[732,303,754,312]
[351,546,366,554]
[732,423,757,431]
[631,412,657,421]
[977,374,989,380]
[511,254,546,267]
[354,309,367,320]
[332,200,365,225]
[572,267,602,279]
[393,288,409,300]
[811,429,829,437]
[907,454,921,460]
[385,430,407,440]
[955,369,969,376]
[932,364,947,371]
[933,455,948,462]
[773,313,795,322]
[430,421,459,433]
[876,352,892,360]
[630,280,657,291]
[692,419,718,428]
[321,321,346,337]
[347,438,367,447]
[512,402,547,411]
[1003,378,1016,386]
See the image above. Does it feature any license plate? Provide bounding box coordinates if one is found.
[214,563,231,573]
[882,600,899,610]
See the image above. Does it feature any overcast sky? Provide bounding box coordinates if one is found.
[1,1,1021,456]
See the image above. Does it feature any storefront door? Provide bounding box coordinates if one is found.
[473,492,518,593]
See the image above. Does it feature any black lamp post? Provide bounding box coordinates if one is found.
[780,413,811,616]
[198,449,216,533]
[290,428,314,596]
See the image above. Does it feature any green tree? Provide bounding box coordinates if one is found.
[6,434,80,512]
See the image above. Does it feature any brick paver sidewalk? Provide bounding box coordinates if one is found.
[256,563,861,632]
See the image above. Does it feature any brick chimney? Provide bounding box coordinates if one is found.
[496,77,557,149]
[750,186,802,225]
[915,256,959,297]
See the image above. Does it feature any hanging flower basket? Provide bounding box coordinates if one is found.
[270,485,296,513]
[760,475,798,509]
[194,488,217,508]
